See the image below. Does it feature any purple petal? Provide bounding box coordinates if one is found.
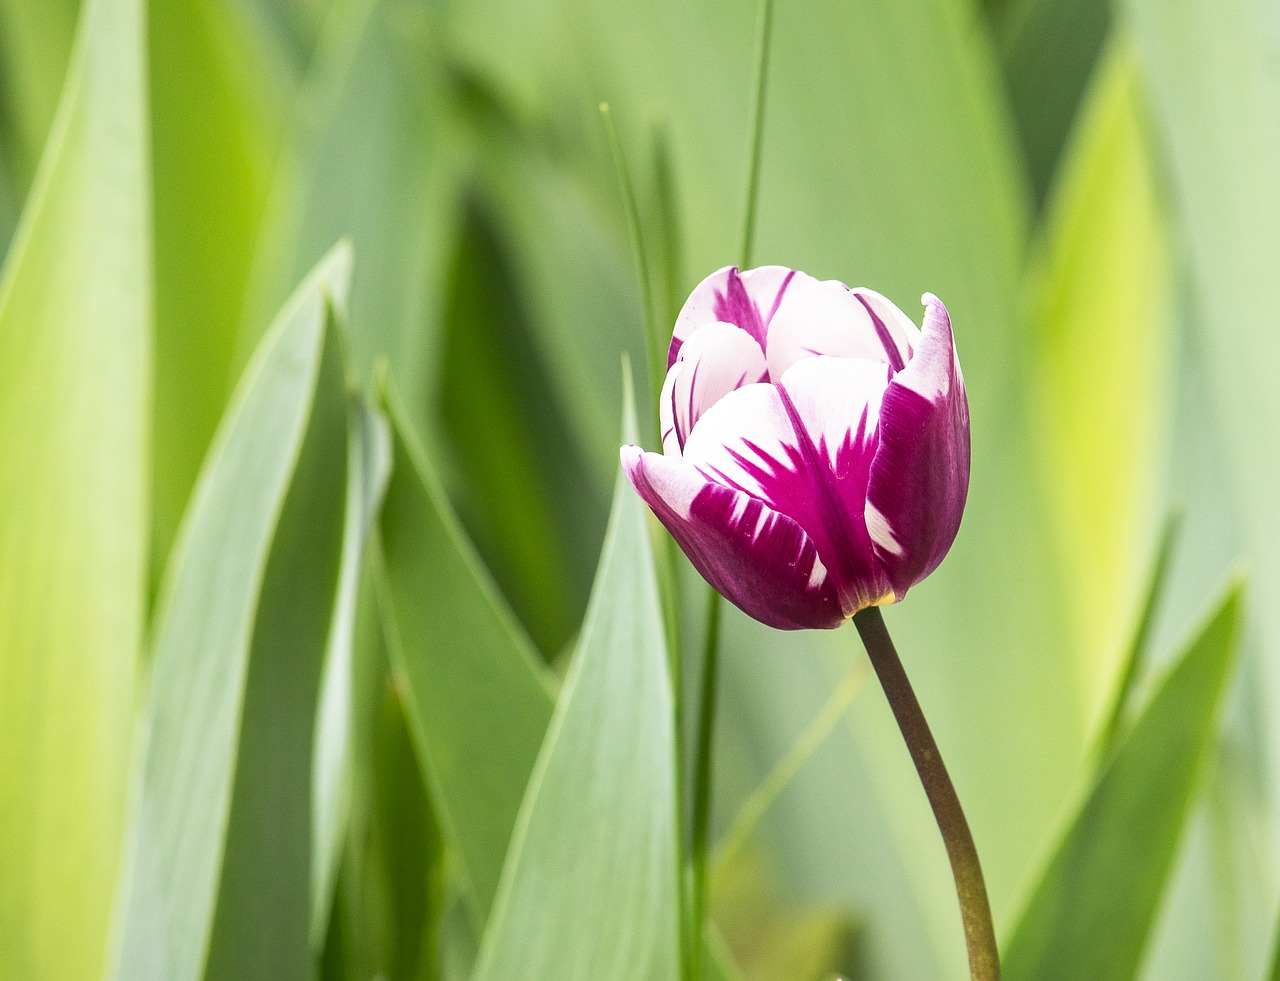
[670,265,796,368]
[865,293,969,600]
[765,278,919,381]
[681,359,896,614]
[660,322,768,456]
[621,446,845,630]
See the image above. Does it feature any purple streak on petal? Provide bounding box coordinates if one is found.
[766,269,797,324]
[866,294,969,599]
[774,384,891,611]
[855,293,906,372]
[622,447,845,630]
[689,390,890,615]
[683,359,702,451]
[667,336,684,369]
[667,323,769,452]
[713,267,768,348]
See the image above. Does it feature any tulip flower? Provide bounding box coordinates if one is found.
[621,264,969,630]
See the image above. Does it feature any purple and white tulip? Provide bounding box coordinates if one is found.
[622,265,969,631]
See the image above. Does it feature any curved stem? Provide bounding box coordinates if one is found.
[852,606,1001,981]
[687,587,722,980]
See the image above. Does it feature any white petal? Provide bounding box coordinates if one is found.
[670,265,796,363]
[663,321,767,454]
[775,356,893,472]
[894,292,961,402]
[765,276,918,379]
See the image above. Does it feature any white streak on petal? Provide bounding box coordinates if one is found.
[775,356,892,471]
[865,503,903,557]
[621,444,699,517]
[895,293,959,403]
[682,383,794,505]
[807,554,830,591]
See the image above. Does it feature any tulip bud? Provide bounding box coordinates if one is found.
[622,265,969,630]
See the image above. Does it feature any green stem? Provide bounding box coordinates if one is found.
[600,102,664,429]
[739,0,775,269]
[686,3,776,975]
[852,607,1001,981]
[712,654,869,878]
[687,588,722,980]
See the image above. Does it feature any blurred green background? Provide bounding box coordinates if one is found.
[0,0,1277,978]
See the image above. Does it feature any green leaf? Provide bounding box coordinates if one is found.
[1095,511,1181,759]
[1267,913,1280,981]
[994,0,1111,205]
[1126,0,1280,802]
[1026,40,1173,725]
[109,245,354,981]
[438,197,599,656]
[148,0,278,578]
[367,681,446,981]
[0,0,149,975]
[1002,582,1243,981]
[242,0,457,435]
[377,383,555,925]
[311,396,393,943]
[204,300,351,981]
[471,393,681,981]
[0,0,79,194]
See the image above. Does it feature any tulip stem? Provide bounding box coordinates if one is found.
[687,587,723,980]
[852,606,1001,981]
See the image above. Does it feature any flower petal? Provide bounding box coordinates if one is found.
[680,358,895,613]
[669,265,797,367]
[621,446,844,629]
[660,322,769,456]
[765,277,919,380]
[866,293,969,599]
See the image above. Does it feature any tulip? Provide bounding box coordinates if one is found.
[622,264,969,630]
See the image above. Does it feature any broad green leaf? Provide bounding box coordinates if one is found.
[368,681,445,981]
[110,246,353,981]
[377,384,555,924]
[242,0,458,436]
[149,0,277,577]
[1002,582,1243,981]
[312,396,393,943]
[0,0,149,975]
[438,198,599,656]
[204,299,350,981]
[0,0,78,194]
[1126,0,1280,779]
[1096,512,1180,759]
[471,396,681,981]
[1027,41,1172,724]
[1268,913,1280,981]
[994,0,1111,204]
[319,675,444,981]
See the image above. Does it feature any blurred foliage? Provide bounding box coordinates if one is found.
[0,0,1275,978]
